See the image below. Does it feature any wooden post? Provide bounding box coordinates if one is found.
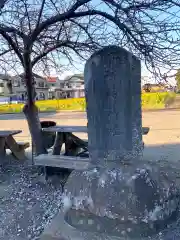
[0,137,5,161]
[64,133,81,156]
[5,135,25,160]
[52,132,64,155]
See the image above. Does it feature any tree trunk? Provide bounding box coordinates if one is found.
[22,49,47,155]
[23,103,47,155]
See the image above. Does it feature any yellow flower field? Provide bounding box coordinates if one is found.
[0,92,176,114]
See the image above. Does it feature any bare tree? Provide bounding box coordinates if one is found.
[0,0,179,154]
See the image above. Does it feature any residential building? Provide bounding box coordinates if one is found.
[0,72,85,102]
[12,73,49,101]
[46,74,85,99]
[0,74,13,96]
[46,76,63,99]
[0,74,16,104]
[61,74,85,98]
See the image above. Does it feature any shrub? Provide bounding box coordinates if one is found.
[141,92,176,109]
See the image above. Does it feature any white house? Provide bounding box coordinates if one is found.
[12,73,49,100]
[0,74,13,96]
[61,74,85,98]
[46,74,85,99]
[46,76,63,99]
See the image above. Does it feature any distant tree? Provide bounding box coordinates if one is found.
[143,84,152,93]
[175,69,180,92]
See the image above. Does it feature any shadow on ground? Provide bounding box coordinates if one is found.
[0,111,87,121]
[0,111,57,120]
[143,143,180,164]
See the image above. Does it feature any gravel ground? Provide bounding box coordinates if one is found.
[0,155,63,240]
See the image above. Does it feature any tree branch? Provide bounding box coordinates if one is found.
[70,19,98,46]
[32,40,94,66]
[0,30,24,64]
[22,0,32,33]
[0,48,12,56]
[124,0,168,12]
[35,0,46,29]
[32,42,67,66]
[31,0,91,42]
[0,24,26,39]
[30,4,141,51]
[72,10,140,49]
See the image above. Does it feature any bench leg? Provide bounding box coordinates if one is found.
[64,133,81,156]
[52,132,64,155]
[43,166,48,181]
[31,140,34,165]
[0,137,5,166]
[5,136,25,160]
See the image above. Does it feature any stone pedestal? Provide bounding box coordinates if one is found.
[62,160,180,238]
[40,160,180,240]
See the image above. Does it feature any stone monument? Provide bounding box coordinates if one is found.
[85,45,142,164]
[41,46,180,240]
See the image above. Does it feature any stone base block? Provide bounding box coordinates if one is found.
[40,159,180,240]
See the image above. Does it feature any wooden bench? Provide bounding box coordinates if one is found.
[0,130,30,161]
[34,127,150,182]
[33,126,150,171]
[34,154,90,188]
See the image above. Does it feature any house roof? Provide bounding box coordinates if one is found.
[64,74,84,83]
[46,77,58,83]
[0,74,12,81]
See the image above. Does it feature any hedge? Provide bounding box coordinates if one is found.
[0,92,176,114]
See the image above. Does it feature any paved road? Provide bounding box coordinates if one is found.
[0,110,180,148]
[0,111,87,120]
[1,109,180,120]
[0,111,88,142]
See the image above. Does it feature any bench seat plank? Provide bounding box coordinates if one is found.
[6,142,30,150]
[43,126,149,135]
[34,154,90,170]
[0,130,22,137]
[16,142,30,149]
